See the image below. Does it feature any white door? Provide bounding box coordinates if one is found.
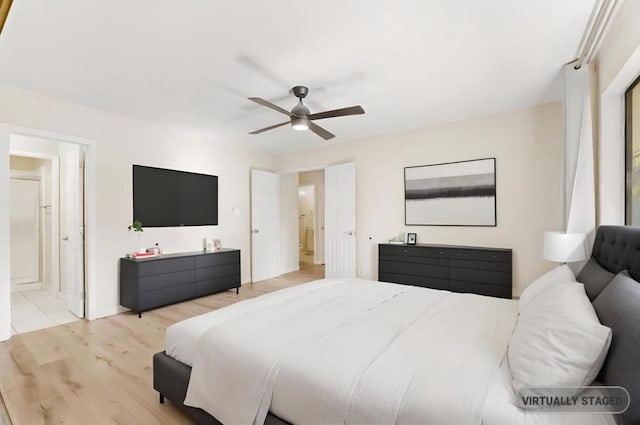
[325,162,356,278]
[251,169,280,282]
[9,177,41,287]
[60,145,84,318]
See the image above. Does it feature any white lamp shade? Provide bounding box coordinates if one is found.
[543,231,588,263]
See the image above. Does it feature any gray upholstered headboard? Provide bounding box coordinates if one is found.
[591,225,640,280]
[577,225,640,425]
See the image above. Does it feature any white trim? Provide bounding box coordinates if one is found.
[11,282,42,292]
[9,171,41,180]
[279,266,300,275]
[598,44,640,225]
[277,165,326,175]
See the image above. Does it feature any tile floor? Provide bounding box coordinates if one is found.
[10,289,81,335]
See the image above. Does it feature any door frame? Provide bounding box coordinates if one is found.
[278,164,331,269]
[2,124,97,321]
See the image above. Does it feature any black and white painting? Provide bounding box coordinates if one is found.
[404,158,496,226]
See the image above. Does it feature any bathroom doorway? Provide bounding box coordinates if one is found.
[8,135,85,335]
[298,184,315,265]
[298,169,325,267]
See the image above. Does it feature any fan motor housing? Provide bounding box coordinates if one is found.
[291,86,309,99]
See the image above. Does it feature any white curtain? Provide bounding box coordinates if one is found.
[562,64,596,255]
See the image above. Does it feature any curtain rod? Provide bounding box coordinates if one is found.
[572,0,624,69]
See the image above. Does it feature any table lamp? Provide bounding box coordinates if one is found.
[543,231,588,263]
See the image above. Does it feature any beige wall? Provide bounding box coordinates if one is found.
[597,0,640,95]
[275,102,563,296]
[299,169,325,185]
[10,155,45,172]
[595,0,640,225]
[0,85,272,333]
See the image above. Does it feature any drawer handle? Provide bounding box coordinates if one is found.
[403,249,408,253]
[439,251,444,255]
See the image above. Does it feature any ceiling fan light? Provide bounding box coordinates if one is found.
[291,116,309,131]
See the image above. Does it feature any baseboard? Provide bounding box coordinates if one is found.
[88,306,123,320]
[279,266,300,275]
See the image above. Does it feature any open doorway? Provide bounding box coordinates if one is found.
[9,135,85,335]
[298,184,315,265]
[297,169,325,269]
[292,169,325,280]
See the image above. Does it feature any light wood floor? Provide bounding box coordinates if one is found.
[0,265,324,425]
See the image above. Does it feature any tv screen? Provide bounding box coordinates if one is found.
[133,165,218,227]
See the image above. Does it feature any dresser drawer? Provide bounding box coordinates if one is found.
[139,270,195,292]
[196,263,241,281]
[379,245,448,259]
[449,259,511,272]
[379,272,448,291]
[138,283,196,311]
[196,275,240,296]
[449,249,511,263]
[138,257,195,277]
[379,260,447,279]
[196,251,240,268]
[449,280,511,299]
[449,268,511,287]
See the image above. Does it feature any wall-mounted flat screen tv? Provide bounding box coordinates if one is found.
[133,165,218,227]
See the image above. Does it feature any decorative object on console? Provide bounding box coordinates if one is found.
[404,158,496,227]
[388,232,405,244]
[213,238,222,251]
[128,220,145,254]
[543,231,588,263]
[407,233,417,245]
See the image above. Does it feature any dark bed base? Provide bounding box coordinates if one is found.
[153,351,292,425]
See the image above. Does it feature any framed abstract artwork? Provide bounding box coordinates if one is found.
[404,158,496,226]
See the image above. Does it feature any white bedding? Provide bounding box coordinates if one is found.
[166,278,347,367]
[177,278,517,425]
[166,278,615,425]
[482,360,616,425]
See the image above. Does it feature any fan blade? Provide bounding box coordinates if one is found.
[248,97,291,117]
[309,122,335,140]
[308,105,365,121]
[249,121,290,135]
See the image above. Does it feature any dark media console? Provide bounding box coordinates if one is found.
[378,243,512,298]
[120,249,241,317]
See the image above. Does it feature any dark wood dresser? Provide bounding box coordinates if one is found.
[378,243,512,298]
[120,249,241,317]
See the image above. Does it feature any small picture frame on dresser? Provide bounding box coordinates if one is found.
[407,233,417,245]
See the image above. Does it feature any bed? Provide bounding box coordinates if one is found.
[153,225,640,425]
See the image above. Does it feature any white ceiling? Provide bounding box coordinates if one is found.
[0,0,595,153]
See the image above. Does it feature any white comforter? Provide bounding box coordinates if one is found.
[180,278,518,425]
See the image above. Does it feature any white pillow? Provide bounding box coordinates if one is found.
[519,281,598,323]
[518,265,575,312]
[508,282,612,394]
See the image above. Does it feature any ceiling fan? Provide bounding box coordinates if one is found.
[248,86,365,140]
